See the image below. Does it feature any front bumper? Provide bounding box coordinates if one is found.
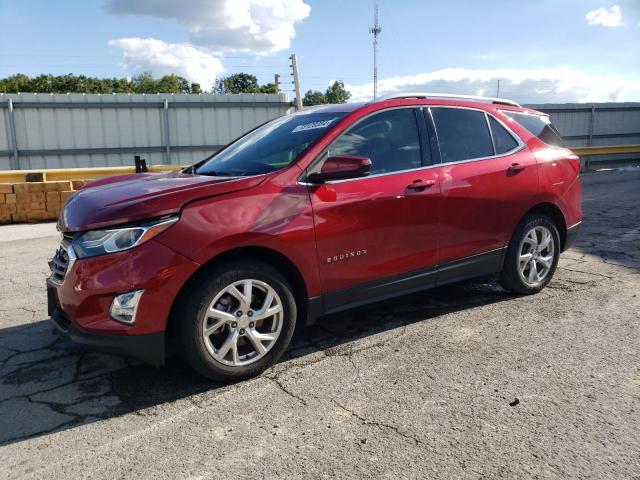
[47,238,200,364]
[49,292,165,365]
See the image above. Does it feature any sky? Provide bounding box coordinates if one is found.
[0,0,639,103]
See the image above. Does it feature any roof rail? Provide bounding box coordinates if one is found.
[373,92,521,108]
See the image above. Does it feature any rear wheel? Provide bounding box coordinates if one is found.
[180,261,297,382]
[499,214,561,294]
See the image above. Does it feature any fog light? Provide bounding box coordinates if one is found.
[109,290,144,324]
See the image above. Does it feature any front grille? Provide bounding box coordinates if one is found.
[49,233,77,285]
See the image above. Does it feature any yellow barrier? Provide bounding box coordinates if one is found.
[572,145,640,156]
[1,145,639,183]
[0,165,184,183]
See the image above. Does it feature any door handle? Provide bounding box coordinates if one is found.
[508,163,526,173]
[407,179,436,191]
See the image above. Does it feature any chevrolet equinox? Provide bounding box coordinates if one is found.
[48,93,582,381]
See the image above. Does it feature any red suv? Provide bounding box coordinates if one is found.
[48,93,582,381]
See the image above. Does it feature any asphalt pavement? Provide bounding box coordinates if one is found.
[1,169,639,479]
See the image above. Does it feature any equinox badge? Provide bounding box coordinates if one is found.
[326,249,368,264]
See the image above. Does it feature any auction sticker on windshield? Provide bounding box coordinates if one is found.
[292,118,337,133]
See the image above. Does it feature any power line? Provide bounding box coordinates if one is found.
[0,64,289,71]
[0,53,289,60]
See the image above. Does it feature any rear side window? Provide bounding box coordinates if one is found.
[431,108,493,163]
[504,111,565,148]
[488,116,519,154]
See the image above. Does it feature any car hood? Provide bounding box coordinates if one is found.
[58,170,266,232]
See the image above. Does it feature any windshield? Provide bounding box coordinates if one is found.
[195,112,346,176]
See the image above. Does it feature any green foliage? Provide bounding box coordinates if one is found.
[0,72,350,101]
[302,81,351,106]
[214,73,260,94]
[259,83,277,94]
[0,71,198,94]
[154,74,191,94]
[325,80,351,104]
[213,73,281,94]
[302,90,327,106]
[0,74,32,93]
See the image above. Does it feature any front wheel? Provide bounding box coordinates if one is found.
[499,214,561,294]
[180,260,297,382]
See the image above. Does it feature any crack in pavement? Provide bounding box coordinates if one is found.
[332,398,426,447]
[557,266,617,280]
[266,376,308,406]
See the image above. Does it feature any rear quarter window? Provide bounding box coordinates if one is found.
[488,116,519,154]
[504,111,565,148]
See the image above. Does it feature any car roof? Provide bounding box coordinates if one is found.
[299,96,545,117]
[294,103,367,114]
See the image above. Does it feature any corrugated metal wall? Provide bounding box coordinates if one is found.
[1,96,637,171]
[524,102,640,165]
[0,93,292,170]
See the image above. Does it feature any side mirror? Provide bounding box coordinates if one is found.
[307,155,372,184]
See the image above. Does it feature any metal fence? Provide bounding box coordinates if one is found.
[1,95,638,171]
[0,93,292,170]
[525,102,640,168]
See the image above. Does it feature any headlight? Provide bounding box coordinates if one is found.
[73,215,178,259]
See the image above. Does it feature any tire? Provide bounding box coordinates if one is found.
[499,214,561,295]
[179,260,297,382]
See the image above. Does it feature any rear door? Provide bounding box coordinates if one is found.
[306,107,441,309]
[428,106,538,274]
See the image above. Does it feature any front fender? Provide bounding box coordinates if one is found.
[155,179,321,297]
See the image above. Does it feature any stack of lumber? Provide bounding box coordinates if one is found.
[0,180,87,224]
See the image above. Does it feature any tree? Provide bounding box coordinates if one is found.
[156,74,191,94]
[0,74,32,93]
[302,81,351,107]
[0,72,285,94]
[132,71,158,93]
[259,83,277,94]
[325,80,351,104]
[214,73,260,94]
[302,90,327,106]
[110,77,136,93]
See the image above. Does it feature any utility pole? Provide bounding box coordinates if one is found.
[274,74,280,94]
[369,1,382,99]
[496,79,500,97]
[290,53,302,110]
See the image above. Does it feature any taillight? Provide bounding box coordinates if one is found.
[566,152,581,175]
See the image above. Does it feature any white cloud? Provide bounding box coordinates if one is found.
[345,67,640,103]
[108,38,224,91]
[106,0,311,54]
[586,5,624,27]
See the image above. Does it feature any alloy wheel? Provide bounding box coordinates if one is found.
[201,279,283,367]
[518,226,555,286]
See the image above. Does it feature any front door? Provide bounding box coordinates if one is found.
[306,107,441,311]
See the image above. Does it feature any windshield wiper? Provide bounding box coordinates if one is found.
[197,170,240,177]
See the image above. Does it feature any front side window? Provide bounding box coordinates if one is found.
[488,116,519,154]
[196,112,345,176]
[431,107,494,163]
[503,111,565,148]
[326,108,422,175]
